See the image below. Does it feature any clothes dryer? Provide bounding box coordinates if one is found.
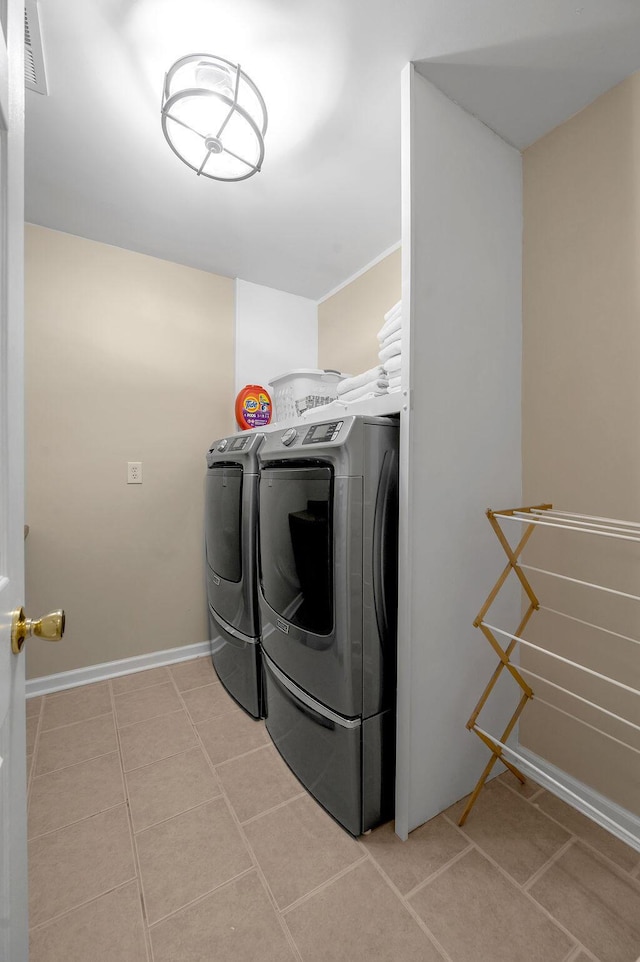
[205,430,264,718]
[258,415,399,834]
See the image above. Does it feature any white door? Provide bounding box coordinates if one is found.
[0,0,27,957]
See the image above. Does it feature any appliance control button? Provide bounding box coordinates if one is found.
[281,429,297,446]
[217,439,229,451]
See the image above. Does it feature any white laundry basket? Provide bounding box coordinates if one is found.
[269,369,346,422]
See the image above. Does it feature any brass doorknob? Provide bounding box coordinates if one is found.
[11,607,65,654]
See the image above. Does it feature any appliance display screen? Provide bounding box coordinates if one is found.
[229,437,248,452]
[302,421,342,445]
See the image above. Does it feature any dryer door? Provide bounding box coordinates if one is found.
[206,463,258,637]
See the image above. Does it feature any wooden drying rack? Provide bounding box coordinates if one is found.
[459,502,640,845]
[458,503,551,825]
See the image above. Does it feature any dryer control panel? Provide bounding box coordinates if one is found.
[302,420,344,445]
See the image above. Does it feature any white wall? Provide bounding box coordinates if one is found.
[395,67,523,837]
[234,279,318,400]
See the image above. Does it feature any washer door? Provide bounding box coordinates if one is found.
[259,464,333,635]
[258,464,364,718]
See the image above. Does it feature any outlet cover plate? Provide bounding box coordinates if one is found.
[127,462,142,484]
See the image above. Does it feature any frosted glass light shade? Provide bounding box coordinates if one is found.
[161,54,267,182]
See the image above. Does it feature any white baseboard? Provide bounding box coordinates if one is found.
[26,641,212,698]
[516,745,640,854]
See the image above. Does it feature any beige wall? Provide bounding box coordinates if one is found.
[318,248,401,374]
[25,226,235,679]
[521,74,640,814]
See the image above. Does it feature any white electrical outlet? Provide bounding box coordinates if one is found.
[127,461,143,484]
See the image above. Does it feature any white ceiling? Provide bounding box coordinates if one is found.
[25,0,640,299]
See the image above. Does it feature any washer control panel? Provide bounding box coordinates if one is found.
[302,420,344,445]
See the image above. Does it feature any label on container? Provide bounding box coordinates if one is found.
[235,385,272,430]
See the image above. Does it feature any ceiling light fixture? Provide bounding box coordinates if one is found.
[161,54,267,182]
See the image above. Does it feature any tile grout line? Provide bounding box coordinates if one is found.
[119,716,206,773]
[27,682,141,938]
[171,661,445,961]
[210,740,274,768]
[27,874,140,934]
[119,742,203,776]
[43,682,105,703]
[112,681,174,700]
[159,670,288,946]
[279,855,370,916]
[239,790,308,827]
[563,946,584,962]
[165,656,219,692]
[182,688,303,962]
[363,849,454,962]
[121,738,204,775]
[26,693,44,811]
[146,864,258,931]
[213,738,274,773]
[107,678,153,962]
[522,837,576,892]
[30,747,121,781]
[133,795,228,841]
[188,706,242,727]
[32,744,120,779]
[113,697,197,733]
[117,707,185,735]
[568,833,639,884]
[27,797,129,842]
[400,843,476,900]
[27,665,244,956]
[497,777,640,881]
[129,784,225,835]
[179,679,304,962]
[110,669,176,697]
[173,678,224,694]
[523,798,640,884]
[443,814,588,953]
[38,709,114,736]
[564,944,599,962]
[498,775,545,804]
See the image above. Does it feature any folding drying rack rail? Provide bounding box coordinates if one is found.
[459,504,640,851]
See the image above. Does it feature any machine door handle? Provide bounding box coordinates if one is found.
[11,607,65,654]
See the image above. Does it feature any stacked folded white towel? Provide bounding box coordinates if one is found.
[337,365,388,403]
[378,300,403,393]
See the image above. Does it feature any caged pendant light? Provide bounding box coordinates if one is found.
[161,54,267,181]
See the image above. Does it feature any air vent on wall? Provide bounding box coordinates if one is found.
[24,0,48,95]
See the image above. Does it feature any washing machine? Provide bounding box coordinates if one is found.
[257,414,399,834]
[205,430,264,718]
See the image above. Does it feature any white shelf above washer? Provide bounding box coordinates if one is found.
[265,391,404,432]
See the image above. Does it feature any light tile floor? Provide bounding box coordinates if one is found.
[26,656,640,962]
